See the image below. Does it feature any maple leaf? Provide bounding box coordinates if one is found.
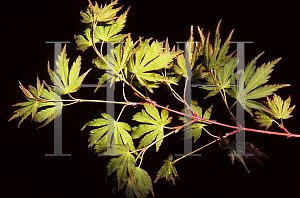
[81,113,135,154]
[128,38,182,93]
[125,178,144,198]
[266,94,295,120]
[154,154,180,185]
[8,77,63,129]
[174,26,201,79]
[47,45,91,94]
[80,0,122,24]
[254,94,295,129]
[75,1,128,51]
[94,7,129,42]
[198,20,236,70]
[131,103,172,152]
[107,144,136,190]
[132,167,154,197]
[74,28,96,52]
[254,111,274,130]
[227,52,290,116]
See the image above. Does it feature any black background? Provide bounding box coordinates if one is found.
[2,0,300,197]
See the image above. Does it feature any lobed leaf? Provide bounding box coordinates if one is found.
[228,53,289,116]
[132,103,172,152]
[8,78,63,129]
[94,7,129,42]
[133,167,154,197]
[198,20,235,70]
[48,45,91,94]
[154,154,179,185]
[125,179,143,198]
[80,0,122,24]
[74,28,96,52]
[107,144,136,190]
[82,113,135,154]
[266,94,295,120]
[254,111,274,130]
[129,38,182,93]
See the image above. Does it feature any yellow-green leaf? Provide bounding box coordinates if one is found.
[133,167,154,197]
[132,103,172,152]
[82,114,135,154]
[129,38,182,93]
[48,45,91,94]
[8,78,62,129]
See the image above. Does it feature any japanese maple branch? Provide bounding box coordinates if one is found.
[134,92,300,138]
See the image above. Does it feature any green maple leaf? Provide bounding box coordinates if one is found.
[132,167,154,197]
[94,7,129,42]
[266,94,295,120]
[173,26,210,83]
[131,103,172,152]
[174,26,201,79]
[8,77,63,129]
[179,100,213,142]
[227,52,290,116]
[80,0,122,24]
[154,154,179,185]
[125,178,143,198]
[93,73,107,93]
[107,144,136,190]
[201,56,237,99]
[175,48,208,82]
[47,45,91,94]
[199,20,235,70]
[81,113,135,154]
[254,94,295,129]
[128,38,182,93]
[254,111,274,130]
[75,1,127,51]
[74,28,96,52]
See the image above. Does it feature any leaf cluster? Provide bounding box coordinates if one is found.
[9,45,90,128]
[106,144,155,198]
[75,0,129,51]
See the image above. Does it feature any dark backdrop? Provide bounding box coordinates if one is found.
[2,0,299,197]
